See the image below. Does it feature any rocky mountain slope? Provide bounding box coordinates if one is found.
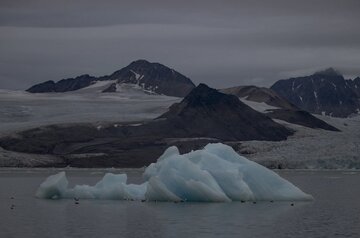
[220,85,297,110]
[348,77,360,97]
[27,60,195,97]
[158,84,293,141]
[221,85,338,131]
[100,60,195,97]
[271,68,360,117]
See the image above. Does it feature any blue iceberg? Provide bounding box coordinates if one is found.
[36,143,313,202]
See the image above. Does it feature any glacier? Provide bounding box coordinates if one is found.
[36,143,313,202]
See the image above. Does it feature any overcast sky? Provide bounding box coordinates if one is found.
[1,0,360,90]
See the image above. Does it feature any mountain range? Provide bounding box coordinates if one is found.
[271,68,360,117]
[25,60,347,132]
[27,60,195,97]
[27,61,360,118]
[3,63,358,168]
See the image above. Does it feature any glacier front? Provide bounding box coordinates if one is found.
[36,143,313,202]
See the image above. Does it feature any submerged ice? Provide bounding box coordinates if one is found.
[36,143,313,202]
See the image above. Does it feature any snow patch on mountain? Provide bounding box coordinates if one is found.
[239,98,279,113]
[79,80,117,93]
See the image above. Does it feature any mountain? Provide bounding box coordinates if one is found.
[157,83,293,141]
[26,60,196,97]
[348,77,360,97]
[27,75,97,93]
[101,60,195,97]
[1,84,293,167]
[220,85,297,110]
[271,68,360,117]
[220,85,338,131]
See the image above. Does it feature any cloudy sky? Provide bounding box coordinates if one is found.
[1,0,360,90]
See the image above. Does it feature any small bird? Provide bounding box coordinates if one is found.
[74,197,80,205]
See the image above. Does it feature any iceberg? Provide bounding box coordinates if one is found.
[36,143,313,202]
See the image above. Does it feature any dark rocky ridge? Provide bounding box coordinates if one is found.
[27,75,97,93]
[220,85,298,110]
[348,77,360,97]
[221,85,339,131]
[1,84,293,167]
[266,109,339,131]
[26,60,195,97]
[271,68,360,117]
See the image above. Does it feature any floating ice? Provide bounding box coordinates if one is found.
[36,143,313,202]
[35,171,68,199]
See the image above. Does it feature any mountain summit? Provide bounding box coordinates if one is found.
[101,60,195,97]
[314,67,341,77]
[271,68,360,117]
[26,60,195,97]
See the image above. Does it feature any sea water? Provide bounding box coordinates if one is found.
[0,169,359,238]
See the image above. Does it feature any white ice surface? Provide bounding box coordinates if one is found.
[0,89,179,135]
[237,98,360,169]
[78,80,117,92]
[36,143,313,202]
[240,115,360,169]
[239,97,279,113]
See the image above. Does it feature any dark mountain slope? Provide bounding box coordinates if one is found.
[266,109,339,131]
[27,75,97,93]
[271,68,360,117]
[102,60,195,97]
[221,85,339,131]
[220,85,298,110]
[158,83,293,141]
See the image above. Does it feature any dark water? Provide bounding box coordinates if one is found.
[0,169,359,238]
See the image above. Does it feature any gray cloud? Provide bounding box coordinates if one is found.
[0,0,360,90]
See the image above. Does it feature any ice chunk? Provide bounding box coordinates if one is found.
[145,177,182,202]
[64,173,147,200]
[36,143,313,202]
[36,171,68,199]
[143,151,231,202]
